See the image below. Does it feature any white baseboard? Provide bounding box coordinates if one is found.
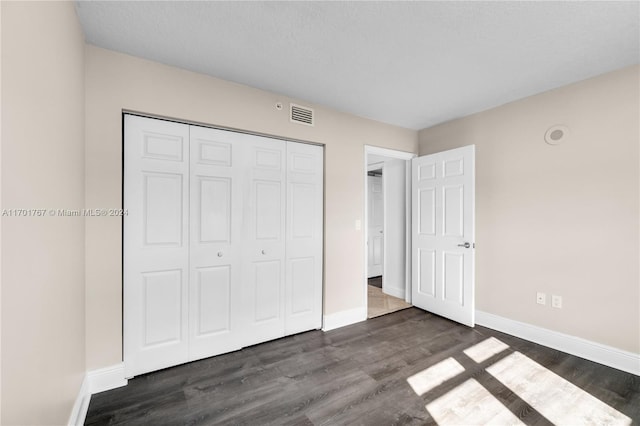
[68,363,128,426]
[323,307,367,331]
[383,285,405,300]
[68,375,90,426]
[476,310,640,376]
[88,362,128,394]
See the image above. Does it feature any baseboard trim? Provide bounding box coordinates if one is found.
[68,375,90,426]
[322,307,367,331]
[476,310,640,376]
[383,286,405,300]
[68,363,128,425]
[88,362,128,394]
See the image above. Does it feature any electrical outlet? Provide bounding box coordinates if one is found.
[552,295,562,308]
[536,292,546,305]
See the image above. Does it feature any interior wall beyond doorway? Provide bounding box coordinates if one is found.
[383,159,407,300]
[366,169,384,279]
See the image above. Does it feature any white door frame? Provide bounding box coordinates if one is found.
[363,146,416,315]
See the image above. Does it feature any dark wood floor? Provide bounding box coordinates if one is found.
[368,276,382,288]
[85,308,640,425]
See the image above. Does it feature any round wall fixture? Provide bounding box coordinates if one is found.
[544,125,570,145]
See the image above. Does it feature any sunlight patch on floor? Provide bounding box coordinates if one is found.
[486,351,632,426]
[407,357,465,396]
[463,336,510,363]
[426,378,525,425]
[406,337,632,425]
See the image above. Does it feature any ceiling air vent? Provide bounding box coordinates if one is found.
[290,103,314,126]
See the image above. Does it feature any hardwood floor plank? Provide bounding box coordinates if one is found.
[86,389,187,426]
[85,308,640,425]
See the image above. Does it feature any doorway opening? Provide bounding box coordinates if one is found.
[364,146,416,318]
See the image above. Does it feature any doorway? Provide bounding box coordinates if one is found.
[364,144,476,327]
[364,146,416,318]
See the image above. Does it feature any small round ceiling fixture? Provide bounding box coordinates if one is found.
[544,125,570,145]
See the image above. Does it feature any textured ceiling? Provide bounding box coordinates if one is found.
[75,1,640,130]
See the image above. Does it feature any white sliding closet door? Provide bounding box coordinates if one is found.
[285,142,323,334]
[124,115,324,378]
[188,126,244,361]
[124,116,190,377]
[241,135,287,346]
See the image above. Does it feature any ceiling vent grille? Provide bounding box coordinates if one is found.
[290,103,314,126]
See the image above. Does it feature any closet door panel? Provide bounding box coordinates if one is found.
[255,180,282,240]
[188,126,244,361]
[143,173,184,245]
[285,142,324,334]
[253,260,282,321]
[142,270,183,345]
[198,177,231,242]
[195,265,231,334]
[242,135,286,346]
[125,116,324,378]
[290,257,315,314]
[124,115,190,378]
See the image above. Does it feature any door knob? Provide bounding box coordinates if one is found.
[457,242,471,248]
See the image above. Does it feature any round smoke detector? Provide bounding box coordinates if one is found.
[544,125,570,145]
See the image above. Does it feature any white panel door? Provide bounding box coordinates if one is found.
[412,145,475,327]
[124,115,190,377]
[285,142,323,335]
[241,134,287,346]
[188,126,244,361]
[125,115,324,377]
[368,175,384,278]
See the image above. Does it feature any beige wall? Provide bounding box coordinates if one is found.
[1,1,86,424]
[84,45,417,369]
[419,65,640,353]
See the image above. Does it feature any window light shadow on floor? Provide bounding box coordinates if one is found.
[406,337,632,426]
